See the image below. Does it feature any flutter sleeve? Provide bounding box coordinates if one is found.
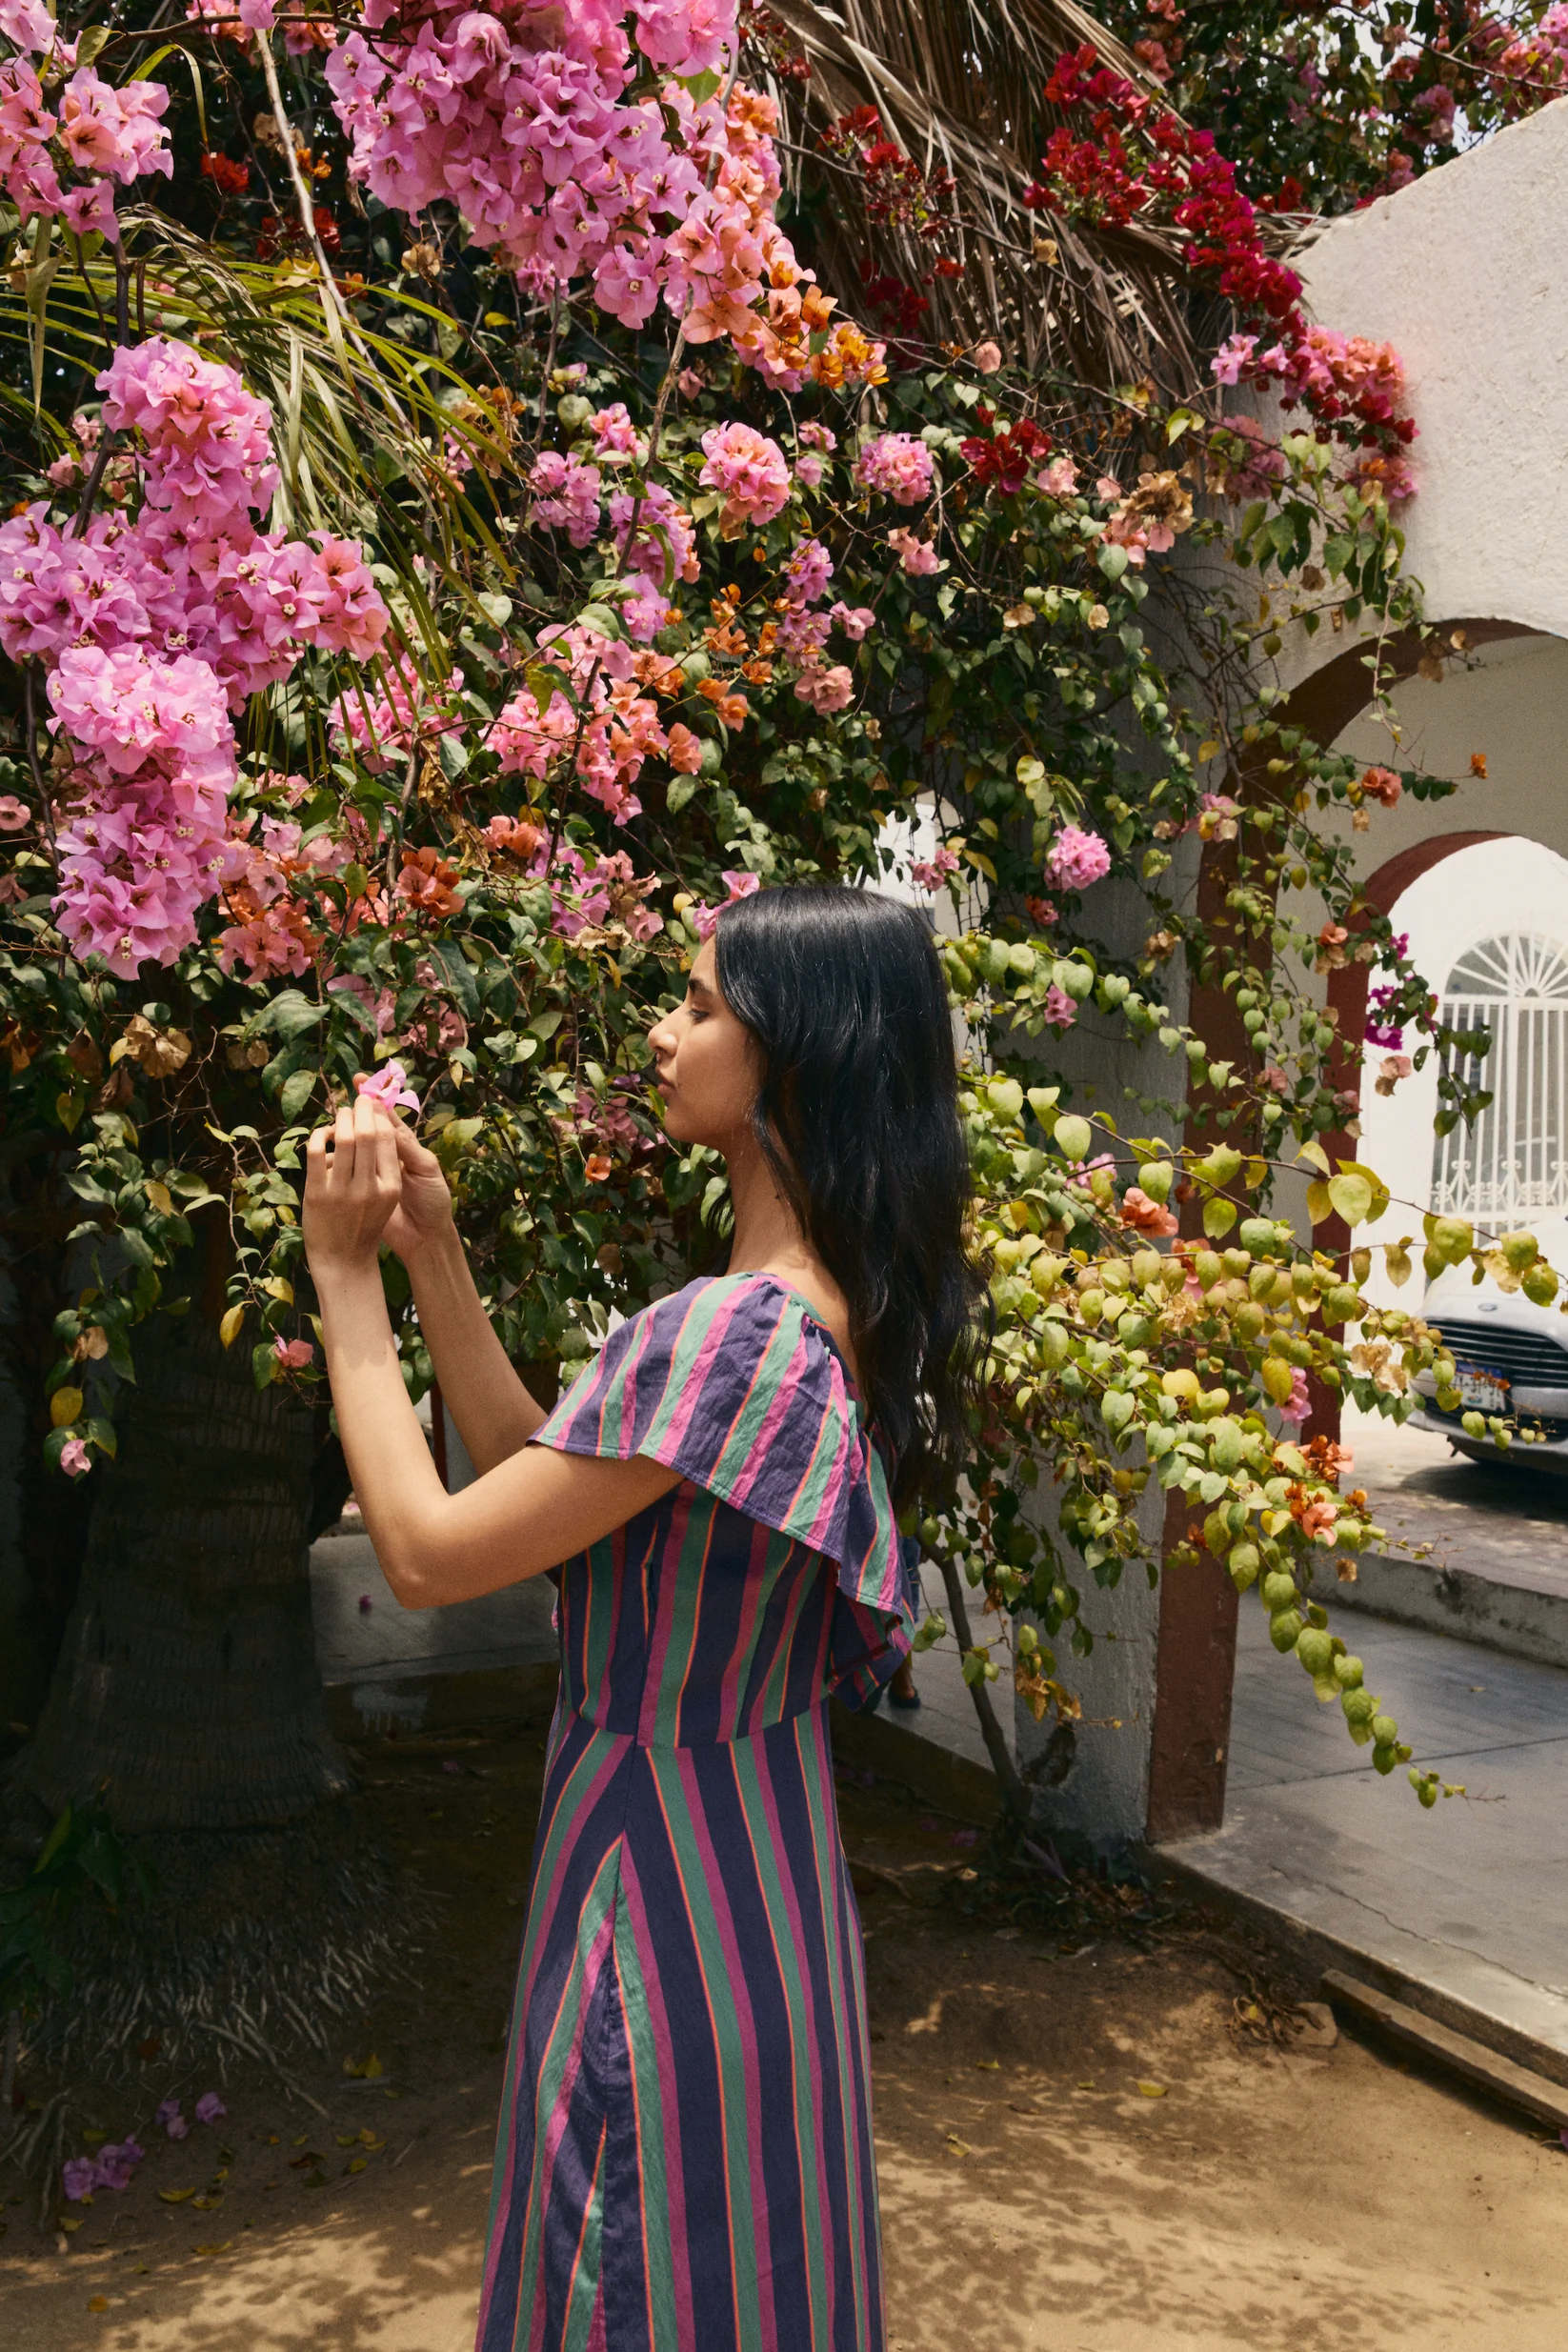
[532,1272,913,1680]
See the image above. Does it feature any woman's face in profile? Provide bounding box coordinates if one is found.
[647,935,762,1150]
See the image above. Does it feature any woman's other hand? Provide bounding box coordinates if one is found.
[304,1096,404,1278]
[380,1117,457,1266]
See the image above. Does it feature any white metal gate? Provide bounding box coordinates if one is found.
[1431,932,1568,1221]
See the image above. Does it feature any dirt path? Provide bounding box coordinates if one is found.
[3,1714,1562,2351]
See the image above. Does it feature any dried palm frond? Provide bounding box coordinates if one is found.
[747,0,1206,394]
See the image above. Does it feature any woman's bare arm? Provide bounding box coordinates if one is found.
[375,1116,545,1473]
[305,1099,678,1604]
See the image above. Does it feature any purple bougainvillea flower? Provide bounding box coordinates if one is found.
[94,2137,144,2190]
[156,2096,189,2140]
[62,2156,100,2201]
[194,2091,227,2125]
[358,1593,372,1612]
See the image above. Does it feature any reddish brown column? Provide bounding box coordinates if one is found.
[1141,621,1525,1843]
[1145,1499,1240,1841]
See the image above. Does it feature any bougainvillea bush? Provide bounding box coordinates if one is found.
[1,0,1549,1813]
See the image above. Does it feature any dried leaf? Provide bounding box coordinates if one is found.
[1136,2081,1168,2098]
[157,2188,195,2203]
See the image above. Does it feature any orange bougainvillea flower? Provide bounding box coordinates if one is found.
[1120,1186,1179,1236]
[395,846,463,915]
[584,1154,613,1183]
[1469,752,1488,778]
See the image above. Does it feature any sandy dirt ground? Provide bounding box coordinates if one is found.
[2,1707,1563,2352]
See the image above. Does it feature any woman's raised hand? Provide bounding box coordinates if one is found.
[304,1096,405,1277]
[378,1116,457,1266]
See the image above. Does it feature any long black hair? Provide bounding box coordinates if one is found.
[714,884,987,1507]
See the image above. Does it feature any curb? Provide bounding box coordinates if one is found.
[1143,1842,1568,2093]
[1331,1546,1568,1673]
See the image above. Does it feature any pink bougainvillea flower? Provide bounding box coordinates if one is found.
[58,1437,91,1478]
[1041,984,1078,1031]
[354,1060,420,1115]
[194,2091,227,2125]
[794,664,854,714]
[690,870,761,939]
[0,794,30,830]
[1044,825,1112,892]
[888,527,941,576]
[972,340,1002,373]
[697,422,790,533]
[854,432,934,505]
[909,846,959,892]
[271,1337,314,1371]
[1279,1367,1311,1428]
[1375,1053,1414,1097]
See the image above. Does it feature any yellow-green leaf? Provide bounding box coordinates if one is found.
[219,1304,245,1349]
[50,1386,84,1429]
[1326,1171,1373,1228]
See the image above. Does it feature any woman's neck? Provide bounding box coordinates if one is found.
[723,1130,806,1276]
[722,1132,854,1372]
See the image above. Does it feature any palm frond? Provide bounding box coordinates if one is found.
[752,0,1203,392]
[0,214,521,666]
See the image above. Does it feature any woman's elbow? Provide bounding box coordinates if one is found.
[373,1513,450,1611]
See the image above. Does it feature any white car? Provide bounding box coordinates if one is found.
[1408,1213,1568,1465]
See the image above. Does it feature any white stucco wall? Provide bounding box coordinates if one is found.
[1293,98,1568,639]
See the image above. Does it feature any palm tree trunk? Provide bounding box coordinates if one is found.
[10,1282,349,1837]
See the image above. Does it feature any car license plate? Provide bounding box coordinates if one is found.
[1457,1369,1509,1413]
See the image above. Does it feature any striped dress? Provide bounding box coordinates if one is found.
[476,1271,914,2352]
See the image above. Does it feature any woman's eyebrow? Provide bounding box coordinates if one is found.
[687,974,714,1002]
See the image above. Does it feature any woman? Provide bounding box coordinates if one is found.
[304,884,983,2352]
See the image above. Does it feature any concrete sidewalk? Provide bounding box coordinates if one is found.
[1175,1598,1568,2081]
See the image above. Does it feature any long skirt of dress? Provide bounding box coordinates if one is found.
[478,1698,883,2352]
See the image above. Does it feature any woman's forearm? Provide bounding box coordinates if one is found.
[406,1225,546,1473]
[313,1256,454,1601]
[315,1250,680,1608]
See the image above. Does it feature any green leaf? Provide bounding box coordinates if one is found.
[1201,1196,1237,1238]
[279,1068,316,1122]
[431,938,480,1020]
[252,1342,280,1393]
[1327,1171,1374,1227]
[668,774,698,814]
[254,990,329,1043]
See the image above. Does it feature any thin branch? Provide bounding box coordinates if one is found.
[935,1552,1030,1814]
